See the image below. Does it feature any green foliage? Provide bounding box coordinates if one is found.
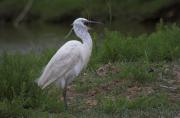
[128,94,170,109]
[94,24,180,63]
[101,97,129,113]
[0,0,179,23]
[0,49,66,117]
[32,0,85,20]
[119,62,156,83]
[83,0,175,20]
[101,94,171,113]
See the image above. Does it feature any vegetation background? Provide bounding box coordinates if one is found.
[0,0,180,117]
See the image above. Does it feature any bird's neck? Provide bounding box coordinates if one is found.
[74,26,92,49]
[82,32,92,47]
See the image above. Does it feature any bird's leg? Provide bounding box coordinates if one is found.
[63,84,68,110]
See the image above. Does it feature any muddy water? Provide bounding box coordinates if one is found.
[0,21,152,54]
[0,24,78,54]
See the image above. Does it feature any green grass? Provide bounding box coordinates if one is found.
[0,50,66,117]
[92,24,180,64]
[100,94,172,113]
[0,25,180,117]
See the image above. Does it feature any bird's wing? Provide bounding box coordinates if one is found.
[37,41,83,89]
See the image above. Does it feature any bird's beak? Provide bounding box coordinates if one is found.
[86,20,103,30]
[87,20,103,24]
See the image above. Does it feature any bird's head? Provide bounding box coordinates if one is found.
[64,18,101,39]
[71,18,101,39]
[73,18,101,31]
[73,18,89,27]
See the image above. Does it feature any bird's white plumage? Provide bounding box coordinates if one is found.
[38,40,84,89]
[36,18,93,89]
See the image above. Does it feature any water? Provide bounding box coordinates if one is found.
[0,24,76,54]
[0,22,152,54]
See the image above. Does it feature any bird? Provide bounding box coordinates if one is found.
[36,18,101,110]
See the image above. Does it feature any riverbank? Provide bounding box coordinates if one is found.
[0,24,180,117]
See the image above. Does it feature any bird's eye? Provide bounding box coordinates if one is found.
[84,22,89,26]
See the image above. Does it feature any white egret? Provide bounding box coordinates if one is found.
[36,18,101,110]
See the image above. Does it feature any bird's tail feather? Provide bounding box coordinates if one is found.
[35,74,55,90]
[34,78,44,89]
